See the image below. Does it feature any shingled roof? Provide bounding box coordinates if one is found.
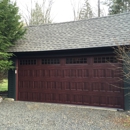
[9,13,130,52]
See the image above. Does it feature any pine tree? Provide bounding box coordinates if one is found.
[105,0,130,14]
[0,0,26,82]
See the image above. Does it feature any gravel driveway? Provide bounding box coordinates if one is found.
[0,100,129,130]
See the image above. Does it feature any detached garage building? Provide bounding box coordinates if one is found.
[8,13,130,110]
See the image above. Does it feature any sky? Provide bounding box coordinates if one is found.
[12,0,108,23]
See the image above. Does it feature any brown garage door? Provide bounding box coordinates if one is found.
[18,56,124,108]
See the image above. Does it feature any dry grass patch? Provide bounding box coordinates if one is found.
[113,114,130,127]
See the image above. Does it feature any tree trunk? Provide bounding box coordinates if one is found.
[98,0,100,17]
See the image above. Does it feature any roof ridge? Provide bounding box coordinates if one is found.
[27,12,130,27]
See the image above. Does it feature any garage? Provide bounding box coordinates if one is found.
[18,56,124,108]
[8,13,130,110]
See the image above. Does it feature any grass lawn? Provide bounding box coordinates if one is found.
[0,79,8,91]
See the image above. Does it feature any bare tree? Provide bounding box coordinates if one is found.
[70,0,83,21]
[113,45,130,95]
[80,0,94,19]
[93,6,107,17]
[96,0,107,17]
[70,0,106,21]
[21,0,53,26]
[98,0,100,17]
[70,0,94,21]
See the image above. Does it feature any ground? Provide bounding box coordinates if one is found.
[0,100,130,130]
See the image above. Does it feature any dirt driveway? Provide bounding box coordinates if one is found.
[0,101,130,130]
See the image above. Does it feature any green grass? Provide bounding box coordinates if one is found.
[0,79,8,91]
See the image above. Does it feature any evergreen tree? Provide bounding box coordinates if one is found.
[105,0,130,14]
[0,0,26,82]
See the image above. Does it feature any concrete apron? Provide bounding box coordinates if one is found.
[34,102,124,112]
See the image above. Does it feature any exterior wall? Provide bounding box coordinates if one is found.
[124,56,130,110]
[124,88,130,110]
[8,59,16,99]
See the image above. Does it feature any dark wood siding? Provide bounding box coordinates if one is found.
[8,59,16,99]
[124,64,130,110]
[17,56,124,108]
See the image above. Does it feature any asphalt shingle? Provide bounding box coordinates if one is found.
[9,13,130,52]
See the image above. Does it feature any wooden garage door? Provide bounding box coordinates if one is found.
[18,56,124,108]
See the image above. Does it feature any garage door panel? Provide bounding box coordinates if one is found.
[27,93,33,101]
[92,67,122,78]
[18,92,28,101]
[91,96,100,106]
[91,82,123,93]
[19,69,91,79]
[91,78,121,81]
[107,84,123,93]
[64,69,90,78]
[114,97,123,107]
[18,80,123,95]
[100,96,107,106]
[107,96,123,107]
[82,95,91,105]
[61,81,90,91]
[18,56,124,108]
[65,94,71,103]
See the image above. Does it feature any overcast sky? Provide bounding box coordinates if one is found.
[13,0,108,23]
